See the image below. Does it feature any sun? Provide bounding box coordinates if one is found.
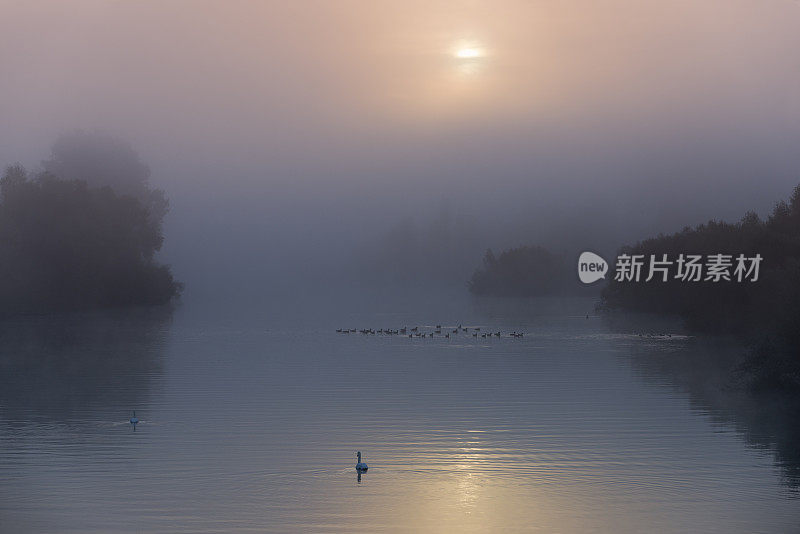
[451,42,486,76]
[456,48,482,59]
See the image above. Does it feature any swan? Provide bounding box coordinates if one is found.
[356,451,368,471]
[130,410,139,425]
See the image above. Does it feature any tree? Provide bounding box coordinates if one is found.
[468,245,569,296]
[0,158,181,313]
[43,131,168,224]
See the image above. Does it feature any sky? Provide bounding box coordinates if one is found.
[1,0,799,295]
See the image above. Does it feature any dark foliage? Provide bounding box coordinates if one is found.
[601,184,800,389]
[43,131,169,223]
[0,163,181,313]
[468,246,570,296]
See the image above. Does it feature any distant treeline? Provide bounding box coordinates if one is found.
[468,246,573,296]
[0,132,181,313]
[601,185,800,390]
[466,187,800,389]
[357,208,488,285]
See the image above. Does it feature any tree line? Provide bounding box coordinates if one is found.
[468,184,800,389]
[600,185,800,389]
[468,246,574,296]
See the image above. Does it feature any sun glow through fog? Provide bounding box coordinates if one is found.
[451,42,486,78]
[456,48,481,59]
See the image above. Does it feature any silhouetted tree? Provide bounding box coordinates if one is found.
[0,159,181,313]
[468,245,569,296]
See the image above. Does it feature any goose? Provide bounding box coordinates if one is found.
[356,451,368,471]
[130,411,139,425]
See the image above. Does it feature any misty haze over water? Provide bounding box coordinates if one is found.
[1,1,800,532]
[1,291,799,533]
[3,2,800,298]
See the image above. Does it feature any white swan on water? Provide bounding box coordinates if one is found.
[130,411,139,425]
[355,451,368,471]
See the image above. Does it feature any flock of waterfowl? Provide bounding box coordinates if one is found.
[336,324,525,338]
[335,325,676,340]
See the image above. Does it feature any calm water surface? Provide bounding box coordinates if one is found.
[1,289,798,533]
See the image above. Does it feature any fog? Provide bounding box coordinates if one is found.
[2,0,799,301]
